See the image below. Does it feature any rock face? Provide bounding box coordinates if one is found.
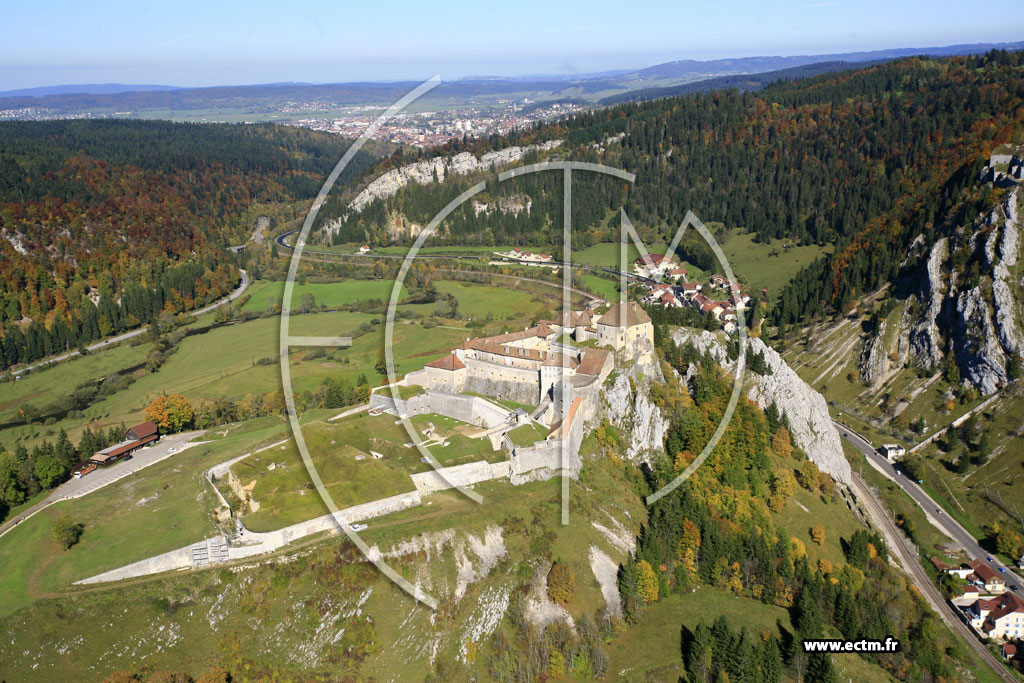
[906,237,948,371]
[889,187,1023,394]
[858,317,890,385]
[328,140,562,224]
[952,285,1007,394]
[671,330,852,485]
[603,372,670,464]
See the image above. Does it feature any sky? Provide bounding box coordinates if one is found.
[2,0,1023,90]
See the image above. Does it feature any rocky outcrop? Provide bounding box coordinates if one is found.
[603,358,669,464]
[472,193,532,217]
[906,237,948,371]
[338,140,561,216]
[859,318,890,385]
[952,285,1008,394]
[992,189,1024,357]
[671,329,851,485]
[871,187,1023,395]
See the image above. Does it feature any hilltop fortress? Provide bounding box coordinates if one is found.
[370,301,655,487]
[406,301,653,410]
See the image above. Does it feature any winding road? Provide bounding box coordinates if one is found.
[837,420,1021,681]
[11,269,249,377]
[835,419,1023,593]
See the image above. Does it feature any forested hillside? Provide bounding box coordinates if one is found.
[325,50,1024,330]
[0,120,374,369]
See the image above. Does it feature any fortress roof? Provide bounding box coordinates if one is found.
[548,397,583,439]
[468,340,545,362]
[576,348,610,376]
[425,353,465,371]
[598,301,651,328]
[542,353,579,370]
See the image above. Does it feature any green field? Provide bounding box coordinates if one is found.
[573,232,829,297]
[606,587,795,680]
[718,231,832,297]
[582,273,620,301]
[1,277,553,453]
[241,278,407,312]
[224,411,506,532]
[506,421,548,447]
[0,417,290,618]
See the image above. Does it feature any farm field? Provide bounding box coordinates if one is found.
[912,388,1024,563]
[582,273,620,300]
[241,278,407,312]
[573,231,829,298]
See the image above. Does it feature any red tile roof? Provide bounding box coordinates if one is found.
[425,354,465,371]
[634,253,671,266]
[129,420,158,440]
[969,559,1004,583]
[576,349,610,376]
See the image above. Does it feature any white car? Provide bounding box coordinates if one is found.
[167,447,177,453]
[350,523,368,532]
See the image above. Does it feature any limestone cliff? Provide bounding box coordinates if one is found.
[602,350,668,464]
[320,140,562,239]
[671,329,852,485]
[870,187,1023,395]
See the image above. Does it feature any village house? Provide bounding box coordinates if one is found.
[881,443,906,461]
[931,557,975,581]
[968,559,1007,594]
[679,282,702,298]
[633,253,679,279]
[969,592,1024,640]
[358,245,371,254]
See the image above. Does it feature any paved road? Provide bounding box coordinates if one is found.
[0,431,205,539]
[11,270,249,377]
[834,418,1024,594]
[850,472,1017,682]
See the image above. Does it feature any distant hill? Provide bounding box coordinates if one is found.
[3,40,1021,117]
[0,83,181,97]
[621,41,1024,83]
[597,60,884,105]
[0,119,377,370]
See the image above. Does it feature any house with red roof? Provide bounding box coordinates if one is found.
[970,592,1024,640]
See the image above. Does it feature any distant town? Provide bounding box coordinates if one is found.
[0,98,585,147]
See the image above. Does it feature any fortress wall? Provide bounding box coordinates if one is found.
[74,544,194,584]
[369,389,511,429]
[463,358,540,405]
[471,396,513,427]
[463,376,540,406]
[411,459,511,495]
